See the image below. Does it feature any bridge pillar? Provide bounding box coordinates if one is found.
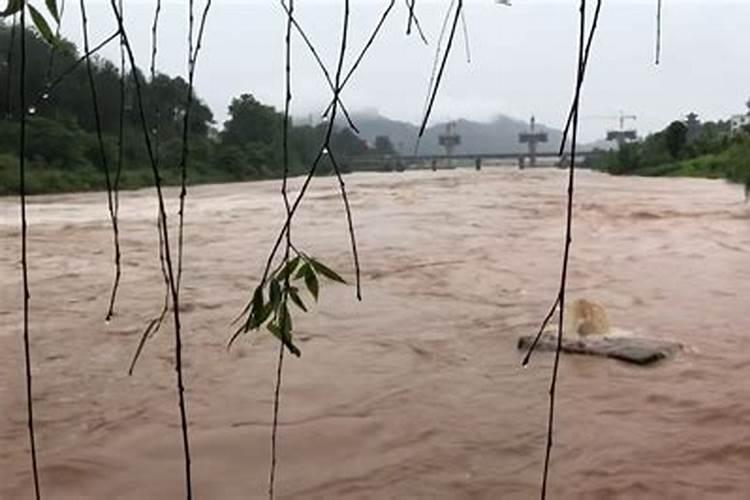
[518,116,548,167]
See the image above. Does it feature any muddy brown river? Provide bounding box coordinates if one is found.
[1,168,749,499]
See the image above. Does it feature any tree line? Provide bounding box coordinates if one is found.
[591,107,750,191]
[0,23,395,195]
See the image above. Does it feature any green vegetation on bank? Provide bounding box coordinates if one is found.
[0,24,395,196]
[591,109,750,191]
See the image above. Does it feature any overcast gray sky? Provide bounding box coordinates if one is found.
[58,1,749,142]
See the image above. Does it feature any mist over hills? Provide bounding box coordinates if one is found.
[348,111,568,155]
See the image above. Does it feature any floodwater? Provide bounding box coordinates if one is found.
[1,168,749,499]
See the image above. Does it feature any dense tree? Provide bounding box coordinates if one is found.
[0,24,374,194]
[664,121,688,159]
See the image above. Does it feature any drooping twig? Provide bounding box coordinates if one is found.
[327,150,361,300]
[403,0,428,45]
[655,0,662,65]
[269,0,295,494]
[521,295,560,367]
[319,0,396,122]
[405,0,416,34]
[418,0,462,138]
[18,7,42,499]
[539,2,591,498]
[128,0,171,375]
[107,1,193,497]
[79,0,121,322]
[33,31,120,109]
[5,13,16,117]
[557,0,603,155]
[459,6,471,63]
[175,0,214,291]
[113,0,125,200]
[43,0,66,85]
[418,0,455,141]
[278,0,358,132]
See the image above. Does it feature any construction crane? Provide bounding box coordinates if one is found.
[585,111,637,148]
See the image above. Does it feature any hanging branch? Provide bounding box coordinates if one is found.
[526,0,602,364]
[557,0,603,155]
[5,12,17,118]
[418,0,462,138]
[18,6,42,500]
[655,0,662,65]
[459,5,470,63]
[107,1,193,497]
[33,30,120,108]
[43,0,66,84]
[278,0,358,132]
[127,0,173,375]
[403,0,428,44]
[232,0,393,346]
[539,2,594,498]
[176,0,214,290]
[79,0,121,322]
[113,0,124,210]
[419,0,456,135]
[319,0,396,123]
[268,0,295,496]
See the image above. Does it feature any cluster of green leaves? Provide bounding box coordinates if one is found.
[231,253,347,356]
[1,0,61,46]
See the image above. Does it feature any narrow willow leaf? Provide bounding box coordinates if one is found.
[269,279,282,309]
[304,266,319,301]
[257,301,274,326]
[45,0,59,23]
[295,262,311,280]
[266,321,301,356]
[280,302,292,338]
[245,286,264,330]
[276,256,300,282]
[289,287,307,312]
[28,5,58,46]
[309,258,347,284]
[0,0,24,17]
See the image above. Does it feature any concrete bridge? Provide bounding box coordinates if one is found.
[348,150,602,172]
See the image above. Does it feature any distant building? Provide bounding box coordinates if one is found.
[730,114,750,134]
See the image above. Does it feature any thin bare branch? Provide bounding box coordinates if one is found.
[19,6,41,499]
[418,0,462,138]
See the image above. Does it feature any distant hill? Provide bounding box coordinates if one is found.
[349,112,566,156]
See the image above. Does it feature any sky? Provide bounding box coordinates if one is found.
[55,1,750,143]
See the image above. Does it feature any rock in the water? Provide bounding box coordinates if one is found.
[517,333,682,366]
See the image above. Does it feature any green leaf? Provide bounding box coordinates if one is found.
[309,257,347,284]
[276,256,300,282]
[45,0,59,23]
[304,266,319,301]
[258,301,274,325]
[28,5,57,46]
[0,0,24,18]
[269,279,282,309]
[289,287,307,312]
[267,320,301,357]
[279,302,292,338]
[295,262,311,280]
[245,286,264,330]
